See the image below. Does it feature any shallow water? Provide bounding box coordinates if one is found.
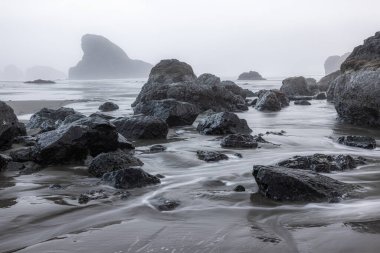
[1,78,380,253]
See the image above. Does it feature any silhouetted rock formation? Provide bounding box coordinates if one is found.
[25,66,66,80]
[324,52,350,75]
[238,71,265,80]
[69,34,152,79]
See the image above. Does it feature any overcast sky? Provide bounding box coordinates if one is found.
[0,0,379,77]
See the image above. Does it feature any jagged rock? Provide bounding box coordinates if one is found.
[337,136,376,149]
[112,116,168,140]
[317,70,341,92]
[69,34,152,79]
[294,100,311,105]
[24,79,55,84]
[101,167,160,189]
[0,101,26,150]
[315,92,327,100]
[220,80,255,98]
[252,165,359,202]
[255,91,281,111]
[277,154,365,173]
[280,76,313,97]
[197,112,252,135]
[238,71,265,80]
[88,150,143,177]
[220,134,258,148]
[255,89,289,109]
[98,102,119,112]
[324,53,350,75]
[196,150,228,162]
[233,185,246,192]
[133,99,199,126]
[132,59,247,113]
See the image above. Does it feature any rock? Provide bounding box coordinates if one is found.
[196,150,228,162]
[132,59,247,113]
[25,66,66,80]
[78,189,108,204]
[151,198,180,211]
[133,99,199,126]
[116,134,135,150]
[196,112,252,135]
[17,161,42,174]
[220,80,255,98]
[13,136,37,146]
[255,91,281,111]
[112,116,168,140]
[220,134,258,148]
[337,136,376,149]
[155,174,165,179]
[234,153,243,158]
[324,53,350,75]
[280,76,313,97]
[246,98,257,106]
[252,165,359,202]
[277,154,364,173]
[10,147,36,162]
[149,145,167,153]
[306,78,319,95]
[69,34,152,79]
[233,185,246,192]
[315,92,327,100]
[89,112,115,120]
[317,70,341,91]
[98,102,119,112]
[266,130,286,136]
[88,150,143,177]
[288,96,314,101]
[294,100,311,105]
[0,101,27,150]
[101,167,160,189]
[24,79,55,84]
[49,184,63,190]
[238,71,265,80]
[0,154,12,172]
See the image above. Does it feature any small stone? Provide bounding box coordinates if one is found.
[234,185,246,192]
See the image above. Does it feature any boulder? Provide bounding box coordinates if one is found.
[280,76,313,97]
[101,167,160,189]
[220,134,258,148]
[88,150,143,177]
[294,100,311,105]
[220,80,255,98]
[306,78,319,95]
[0,101,26,150]
[133,99,199,126]
[252,165,359,202]
[132,59,247,113]
[98,102,119,112]
[196,150,228,162]
[254,89,289,109]
[69,34,152,79]
[151,198,180,211]
[233,185,246,192]
[237,71,265,80]
[314,92,327,100]
[197,112,252,135]
[324,53,351,75]
[255,91,281,111]
[337,136,376,149]
[317,70,341,92]
[149,145,167,153]
[277,154,365,173]
[112,116,168,140]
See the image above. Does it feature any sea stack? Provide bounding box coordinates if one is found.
[238,71,265,80]
[324,52,350,75]
[69,34,152,79]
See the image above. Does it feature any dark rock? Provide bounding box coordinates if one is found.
[13,136,37,146]
[255,91,281,111]
[132,59,247,113]
[149,145,167,153]
[134,99,199,126]
[196,150,228,162]
[266,130,286,135]
[88,150,143,178]
[116,134,135,150]
[277,154,364,173]
[221,134,258,148]
[337,136,376,149]
[315,92,327,100]
[246,98,257,107]
[10,147,36,162]
[288,96,314,101]
[17,161,42,174]
[280,76,313,97]
[69,34,152,79]
[98,102,119,112]
[24,79,55,84]
[238,71,265,80]
[294,100,311,105]
[252,165,359,202]
[325,53,350,75]
[151,198,180,211]
[0,101,26,150]
[233,185,245,192]
[155,174,165,179]
[0,154,12,172]
[196,112,252,135]
[306,78,319,95]
[112,116,168,140]
[89,112,115,120]
[317,70,341,91]
[101,167,160,189]
[234,153,243,158]
[78,189,108,204]
[220,80,254,98]
[49,184,63,190]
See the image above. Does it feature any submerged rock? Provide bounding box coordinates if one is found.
[24,79,55,84]
[196,112,252,135]
[134,99,199,126]
[252,165,359,202]
[0,101,26,150]
[237,71,265,80]
[101,167,160,189]
[151,198,181,211]
[294,100,311,105]
[280,76,313,97]
[98,102,119,112]
[337,136,376,149]
[196,150,228,162]
[277,154,365,173]
[149,145,167,153]
[221,134,258,148]
[112,116,168,140]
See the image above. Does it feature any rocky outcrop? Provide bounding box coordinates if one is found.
[331,32,380,126]
[196,112,252,135]
[101,167,160,189]
[324,53,350,75]
[196,150,228,162]
[337,136,376,149]
[69,34,152,79]
[99,102,119,112]
[252,165,359,202]
[280,76,313,97]
[317,70,341,92]
[112,116,168,140]
[255,91,280,111]
[132,59,248,113]
[220,134,258,148]
[133,99,199,126]
[24,79,55,84]
[237,71,265,80]
[0,101,26,150]
[220,80,255,98]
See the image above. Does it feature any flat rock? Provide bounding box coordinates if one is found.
[196,150,228,162]
[101,167,160,189]
[220,134,258,148]
[24,79,55,84]
[196,112,252,135]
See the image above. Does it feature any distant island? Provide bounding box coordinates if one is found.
[237,71,266,80]
[24,79,56,84]
[324,52,350,75]
[69,34,153,80]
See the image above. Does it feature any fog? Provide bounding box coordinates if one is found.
[0,0,379,78]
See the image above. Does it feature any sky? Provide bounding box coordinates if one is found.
[0,0,379,78]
